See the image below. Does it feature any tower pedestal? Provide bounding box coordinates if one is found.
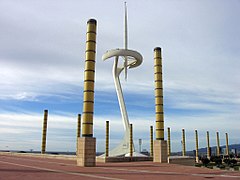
[77,137,96,167]
[153,140,168,163]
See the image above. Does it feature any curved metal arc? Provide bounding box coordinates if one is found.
[102,49,143,69]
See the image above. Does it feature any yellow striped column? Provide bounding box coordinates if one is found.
[150,126,153,157]
[167,127,171,156]
[216,132,220,156]
[225,133,229,156]
[76,114,81,153]
[154,47,164,140]
[130,124,133,158]
[195,129,199,162]
[77,114,81,138]
[105,121,109,157]
[77,19,97,167]
[82,19,97,137]
[153,47,167,163]
[41,110,48,154]
[206,131,210,159]
[182,128,186,156]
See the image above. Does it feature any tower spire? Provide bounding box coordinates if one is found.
[124,2,128,50]
[124,2,128,80]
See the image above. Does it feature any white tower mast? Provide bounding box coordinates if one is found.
[102,2,143,157]
[124,2,128,80]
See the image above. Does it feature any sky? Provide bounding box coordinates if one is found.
[0,0,240,153]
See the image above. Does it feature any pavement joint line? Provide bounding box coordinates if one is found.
[0,160,125,180]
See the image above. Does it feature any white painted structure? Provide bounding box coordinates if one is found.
[102,3,143,157]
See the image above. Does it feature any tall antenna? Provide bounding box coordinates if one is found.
[124,2,128,50]
[124,2,128,80]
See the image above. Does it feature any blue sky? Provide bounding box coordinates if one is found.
[0,0,240,153]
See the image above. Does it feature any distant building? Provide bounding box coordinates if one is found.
[230,148,237,155]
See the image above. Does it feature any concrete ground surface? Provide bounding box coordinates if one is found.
[1,153,240,180]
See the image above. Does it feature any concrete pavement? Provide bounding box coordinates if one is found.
[1,153,240,180]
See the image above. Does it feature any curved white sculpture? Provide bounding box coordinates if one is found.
[102,49,143,156]
[102,3,143,157]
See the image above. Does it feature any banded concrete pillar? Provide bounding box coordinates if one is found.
[77,114,81,138]
[150,126,153,157]
[225,133,229,156]
[41,109,48,154]
[77,19,97,167]
[182,128,186,156]
[216,132,220,156]
[76,114,81,153]
[82,19,97,138]
[206,131,211,159]
[153,47,167,163]
[130,124,133,158]
[154,47,164,140]
[195,129,199,162]
[105,121,109,157]
[167,127,171,156]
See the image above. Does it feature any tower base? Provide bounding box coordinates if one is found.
[153,140,168,163]
[77,137,96,167]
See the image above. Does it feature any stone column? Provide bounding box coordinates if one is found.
[167,127,171,156]
[77,114,81,138]
[41,110,48,154]
[216,132,220,156]
[225,133,229,156]
[153,47,167,163]
[130,124,133,157]
[76,114,81,153]
[206,131,211,159]
[105,121,109,157]
[77,19,97,167]
[150,126,153,157]
[195,129,199,162]
[182,128,186,156]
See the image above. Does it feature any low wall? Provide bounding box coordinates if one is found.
[97,156,153,163]
[168,156,195,166]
